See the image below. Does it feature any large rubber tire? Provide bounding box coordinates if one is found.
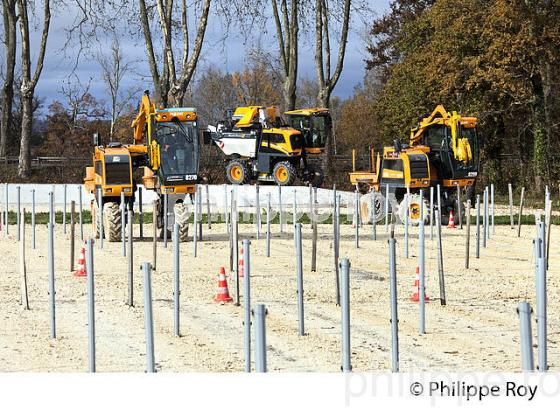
[174,202,190,242]
[360,192,385,224]
[104,202,121,242]
[273,161,297,186]
[397,193,429,225]
[226,160,250,184]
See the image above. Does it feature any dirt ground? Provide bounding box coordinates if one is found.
[0,218,558,372]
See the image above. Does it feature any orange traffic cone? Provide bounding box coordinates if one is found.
[238,247,244,278]
[73,247,87,277]
[447,210,456,229]
[214,267,233,303]
[411,266,429,302]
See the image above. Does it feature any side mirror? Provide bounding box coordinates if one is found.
[202,130,212,145]
[93,132,100,146]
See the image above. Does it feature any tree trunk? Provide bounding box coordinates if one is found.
[1,0,17,160]
[17,93,33,178]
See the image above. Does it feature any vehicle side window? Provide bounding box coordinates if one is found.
[384,159,404,172]
[270,133,284,144]
[425,125,448,150]
[95,160,103,176]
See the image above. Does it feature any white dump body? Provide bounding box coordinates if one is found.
[209,127,258,158]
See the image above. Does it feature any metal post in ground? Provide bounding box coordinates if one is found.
[518,301,534,371]
[388,237,399,372]
[266,193,271,257]
[193,191,198,257]
[127,209,134,307]
[233,199,240,307]
[70,201,75,272]
[243,239,251,372]
[371,191,377,240]
[4,183,8,236]
[121,192,126,256]
[224,185,229,235]
[508,183,514,229]
[163,193,168,249]
[385,184,390,232]
[429,186,434,240]
[85,239,96,372]
[457,185,462,229]
[465,200,471,269]
[253,304,267,373]
[19,208,29,310]
[404,192,409,258]
[152,200,157,270]
[255,185,260,239]
[295,223,305,336]
[483,187,488,248]
[198,186,203,240]
[293,189,297,244]
[435,209,446,305]
[142,262,156,373]
[63,184,67,234]
[278,184,283,234]
[476,195,481,259]
[536,222,547,372]
[312,187,318,271]
[78,185,83,241]
[173,223,180,336]
[229,192,234,271]
[491,183,495,235]
[16,186,20,241]
[354,190,359,249]
[517,187,525,238]
[334,195,341,306]
[32,189,36,249]
[206,183,211,230]
[138,186,143,239]
[97,187,103,249]
[340,258,352,372]
[419,190,426,335]
[48,215,56,339]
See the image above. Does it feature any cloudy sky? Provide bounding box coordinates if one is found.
[32,0,390,110]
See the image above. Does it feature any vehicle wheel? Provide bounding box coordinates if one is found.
[104,201,121,242]
[174,202,190,242]
[397,193,429,225]
[226,160,250,184]
[360,192,385,224]
[273,161,296,186]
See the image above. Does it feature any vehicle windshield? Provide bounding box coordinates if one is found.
[155,120,199,176]
[287,114,329,149]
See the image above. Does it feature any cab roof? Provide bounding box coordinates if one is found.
[284,108,330,116]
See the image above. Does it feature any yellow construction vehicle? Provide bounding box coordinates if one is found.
[349,105,479,224]
[84,91,200,241]
[206,106,321,186]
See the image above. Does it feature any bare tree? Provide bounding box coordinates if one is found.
[314,0,351,108]
[16,0,51,178]
[138,0,211,107]
[1,0,17,160]
[97,38,140,139]
[271,0,299,110]
[59,75,107,130]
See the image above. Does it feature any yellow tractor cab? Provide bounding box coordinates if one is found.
[284,108,331,155]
